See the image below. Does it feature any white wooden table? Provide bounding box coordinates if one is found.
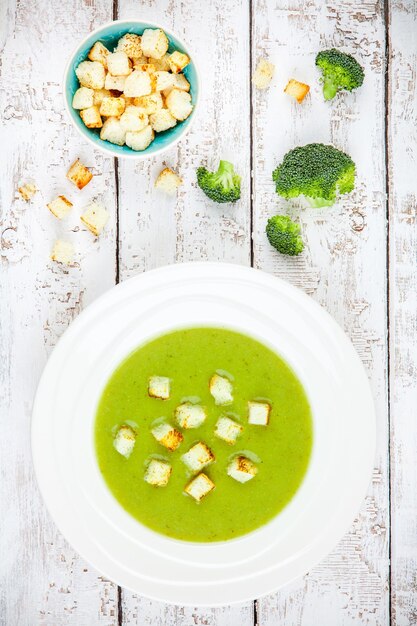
[1,0,416,624]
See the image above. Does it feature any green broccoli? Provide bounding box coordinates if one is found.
[196,160,241,203]
[272,143,355,208]
[316,49,364,101]
[266,215,304,256]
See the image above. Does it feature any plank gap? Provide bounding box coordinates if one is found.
[249,0,255,268]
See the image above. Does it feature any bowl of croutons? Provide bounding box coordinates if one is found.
[64,21,199,158]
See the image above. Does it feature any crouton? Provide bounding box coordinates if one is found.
[209,374,233,406]
[227,455,257,483]
[116,33,142,59]
[149,109,177,132]
[151,422,183,452]
[132,54,149,68]
[75,60,106,90]
[113,424,136,458]
[88,41,109,68]
[47,195,73,219]
[72,86,94,109]
[182,442,215,473]
[50,240,74,265]
[100,117,126,145]
[168,51,190,74]
[80,202,109,236]
[165,88,193,121]
[248,401,271,426]
[155,167,183,195]
[148,375,170,400]
[123,70,152,98]
[252,58,275,90]
[99,96,126,117]
[214,416,243,445]
[175,403,207,429]
[152,53,171,71]
[153,71,174,92]
[144,458,172,486]
[66,159,93,190]
[107,51,132,76]
[119,106,148,132]
[140,28,169,60]
[104,74,127,92]
[185,473,215,502]
[80,105,103,129]
[132,62,156,74]
[134,92,163,115]
[18,183,37,201]
[93,89,112,106]
[125,125,154,151]
[172,73,190,92]
[284,78,310,103]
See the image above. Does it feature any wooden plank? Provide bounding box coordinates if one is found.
[387,2,417,625]
[0,0,119,624]
[251,1,389,624]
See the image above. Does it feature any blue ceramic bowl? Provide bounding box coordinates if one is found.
[64,20,200,158]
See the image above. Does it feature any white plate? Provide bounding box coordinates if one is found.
[32,262,375,606]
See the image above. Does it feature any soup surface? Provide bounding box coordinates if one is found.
[95,327,313,542]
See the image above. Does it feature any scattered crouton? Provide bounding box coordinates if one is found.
[116,33,142,59]
[18,183,37,201]
[175,403,207,429]
[153,71,174,92]
[80,105,103,129]
[100,117,127,145]
[47,195,73,219]
[168,51,190,74]
[104,73,127,92]
[99,96,126,117]
[113,424,136,458]
[248,401,271,426]
[66,159,93,190]
[252,58,275,90]
[185,473,215,502]
[93,89,112,106]
[120,106,149,132]
[125,125,154,151]
[75,60,106,90]
[80,202,109,236]
[144,458,172,486]
[88,41,109,68]
[107,51,132,76]
[149,109,177,132]
[134,92,163,115]
[50,240,74,265]
[209,374,233,405]
[123,70,152,98]
[172,73,190,92]
[227,455,257,483]
[148,375,170,400]
[284,78,310,103]
[72,86,94,109]
[155,167,183,195]
[151,422,183,451]
[140,28,169,60]
[165,88,193,121]
[214,416,243,445]
[182,442,215,473]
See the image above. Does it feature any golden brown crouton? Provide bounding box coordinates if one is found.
[66,159,93,190]
[47,195,73,219]
[167,51,190,73]
[284,79,310,103]
[80,105,103,128]
[155,167,183,195]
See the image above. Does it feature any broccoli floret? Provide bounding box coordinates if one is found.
[196,160,241,203]
[272,143,355,207]
[266,215,304,256]
[316,49,364,101]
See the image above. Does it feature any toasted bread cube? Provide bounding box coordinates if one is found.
[72,86,94,109]
[50,239,74,265]
[214,416,243,445]
[252,58,275,90]
[132,54,149,67]
[100,117,126,145]
[93,88,112,106]
[88,41,109,68]
[113,424,136,458]
[155,167,183,195]
[144,458,172,486]
[228,455,257,483]
[107,51,132,76]
[153,71,174,92]
[99,96,125,117]
[168,51,190,73]
[141,28,169,60]
[152,53,171,71]
[18,183,37,201]
[149,108,177,132]
[125,125,154,151]
[134,92,163,115]
[123,70,152,98]
[185,473,215,502]
[80,105,103,128]
[47,195,73,219]
[175,403,206,429]
[116,33,142,59]
[66,159,93,189]
[284,78,310,103]
[248,401,271,426]
[166,88,193,121]
[120,106,148,132]
[148,375,170,400]
[132,62,156,75]
[209,374,233,406]
[75,60,106,90]
[173,73,190,92]
[182,442,215,473]
[104,74,127,92]
[80,202,109,236]
[151,422,183,451]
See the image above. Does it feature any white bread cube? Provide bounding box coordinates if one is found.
[72,86,94,109]
[144,459,172,486]
[47,195,73,219]
[168,51,190,73]
[173,73,190,92]
[93,88,112,106]
[125,125,154,151]
[80,105,103,129]
[140,28,169,60]
[252,58,275,90]
[185,473,215,502]
[88,41,109,68]
[148,375,170,400]
[228,456,257,483]
[154,71,174,92]
[124,70,152,98]
[100,117,126,145]
[75,60,105,89]
[99,96,125,117]
[149,109,177,132]
[175,403,206,429]
[51,240,74,265]
[104,74,127,92]
[116,33,142,59]
[248,401,271,426]
[18,183,37,201]
[107,51,132,76]
[66,159,93,189]
[284,79,310,103]
[113,424,136,458]
[80,202,109,236]
[214,416,243,445]
[182,442,214,473]
[152,53,171,71]
[120,106,148,132]
[134,92,163,114]
[151,422,183,451]
[155,167,183,195]
[165,88,193,121]
[209,374,233,405]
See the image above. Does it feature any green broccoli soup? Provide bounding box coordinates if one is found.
[95,327,313,542]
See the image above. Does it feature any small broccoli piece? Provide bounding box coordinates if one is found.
[266,215,304,256]
[316,49,364,101]
[272,143,355,207]
[196,160,241,203]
